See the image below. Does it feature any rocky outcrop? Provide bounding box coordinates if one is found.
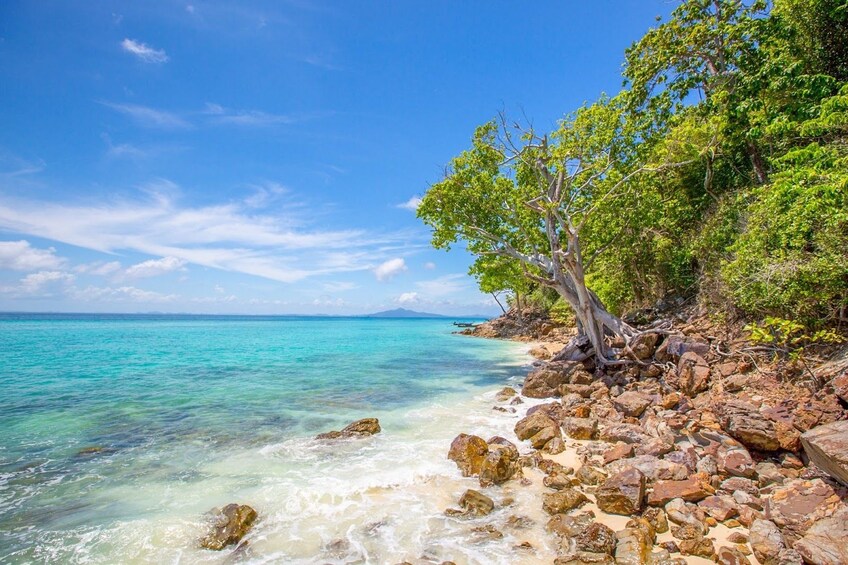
[562,417,598,440]
[447,433,488,477]
[595,468,645,515]
[800,421,848,487]
[199,503,258,550]
[765,479,842,542]
[522,361,582,398]
[793,506,848,565]
[315,418,381,440]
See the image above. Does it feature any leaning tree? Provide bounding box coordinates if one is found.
[418,95,676,365]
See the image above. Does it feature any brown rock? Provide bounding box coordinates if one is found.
[545,436,567,454]
[199,503,258,550]
[677,352,711,396]
[832,373,848,404]
[576,522,617,555]
[515,411,562,449]
[542,489,589,515]
[614,518,654,565]
[648,477,713,506]
[544,467,575,490]
[447,434,488,477]
[642,507,669,533]
[655,335,710,363]
[577,465,607,486]
[522,361,580,398]
[546,510,595,537]
[718,447,757,479]
[554,552,615,565]
[479,447,519,487]
[800,420,848,487]
[495,387,517,401]
[765,479,842,541]
[631,332,659,360]
[793,506,848,565]
[563,417,598,440]
[678,536,715,558]
[749,519,785,565]
[315,417,381,440]
[458,489,494,516]
[716,546,752,565]
[561,383,594,398]
[613,391,653,418]
[699,495,739,522]
[599,423,651,444]
[717,399,781,452]
[596,468,645,515]
[603,442,634,464]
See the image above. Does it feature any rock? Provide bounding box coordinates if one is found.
[603,442,634,464]
[544,467,575,490]
[665,498,707,529]
[577,465,607,486]
[765,479,842,541]
[718,446,757,478]
[515,411,562,449]
[457,489,494,516]
[528,401,566,422]
[631,332,660,360]
[793,506,848,565]
[614,519,654,565]
[562,417,598,440]
[470,524,503,542]
[655,335,710,363]
[547,510,596,537]
[447,434,489,477]
[606,455,688,483]
[720,476,759,496]
[800,421,848,487]
[677,352,711,396]
[635,438,674,458]
[560,383,594,398]
[495,387,517,401]
[315,417,382,440]
[479,448,519,487]
[678,536,715,558]
[749,519,785,565]
[647,477,712,506]
[716,546,752,564]
[505,514,535,529]
[522,361,581,398]
[698,495,739,522]
[717,399,781,452]
[575,522,617,555]
[599,423,651,444]
[542,489,589,515]
[596,468,645,515]
[642,507,669,533]
[545,436,566,454]
[777,548,804,565]
[832,373,848,404]
[199,503,258,551]
[612,392,653,418]
[554,552,615,565]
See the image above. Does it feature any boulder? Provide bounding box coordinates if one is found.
[606,455,688,483]
[612,392,653,418]
[718,446,757,478]
[479,446,519,487]
[547,510,596,538]
[555,552,614,565]
[447,433,488,477]
[749,519,785,565]
[647,477,712,506]
[576,465,607,486]
[458,489,494,516]
[698,495,739,522]
[800,421,848,487]
[199,503,258,551]
[677,352,711,396]
[522,361,581,398]
[596,468,645,515]
[655,335,710,363]
[575,522,617,555]
[765,479,842,542]
[716,400,781,452]
[642,507,669,534]
[315,417,381,440]
[614,519,654,565]
[630,332,660,360]
[793,506,848,565]
[598,423,651,445]
[543,467,575,490]
[495,387,517,401]
[515,411,562,449]
[563,417,598,440]
[542,488,589,515]
[603,442,634,464]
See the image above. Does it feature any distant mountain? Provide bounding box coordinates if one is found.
[364,308,447,318]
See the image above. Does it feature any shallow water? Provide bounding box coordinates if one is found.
[0,314,552,564]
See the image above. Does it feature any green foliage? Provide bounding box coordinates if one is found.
[745,317,844,360]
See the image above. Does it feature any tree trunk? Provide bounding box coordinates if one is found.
[746,140,769,185]
[491,292,507,315]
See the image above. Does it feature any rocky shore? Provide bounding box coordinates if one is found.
[443,308,848,565]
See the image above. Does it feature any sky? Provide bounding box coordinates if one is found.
[0,1,674,316]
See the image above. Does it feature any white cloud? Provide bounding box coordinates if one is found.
[396,292,419,304]
[374,258,407,281]
[71,285,177,303]
[0,240,66,271]
[213,284,225,293]
[121,38,169,63]
[123,256,187,279]
[424,261,436,270]
[203,103,295,127]
[322,281,357,292]
[75,261,122,276]
[102,102,191,129]
[18,271,75,294]
[416,274,467,297]
[0,188,416,285]
[312,297,345,307]
[397,195,423,211]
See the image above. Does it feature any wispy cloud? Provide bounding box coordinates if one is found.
[0,240,66,271]
[122,256,187,280]
[71,285,177,303]
[121,38,169,63]
[102,102,191,129]
[75,261,123,276]
[374,258,407,281]
[397,195,422,211]
[0,152,45,177]
[322,281,357,292]
[0,184,417,284]
[203,102,297,127]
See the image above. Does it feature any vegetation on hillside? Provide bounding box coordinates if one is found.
[419,0,848,347]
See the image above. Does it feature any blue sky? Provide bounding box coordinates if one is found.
[0,1,673,315]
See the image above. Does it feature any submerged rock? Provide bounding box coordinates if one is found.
[458,489,494,516]
[200,503,258,551]
[315,418,381,440]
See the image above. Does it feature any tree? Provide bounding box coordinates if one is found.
[418,96,667,364]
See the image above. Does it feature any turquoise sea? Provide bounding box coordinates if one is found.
[0,314,551,564]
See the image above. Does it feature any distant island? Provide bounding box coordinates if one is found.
[364,308,447,318]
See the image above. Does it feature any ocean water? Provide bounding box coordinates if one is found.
[0,314,554,564]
